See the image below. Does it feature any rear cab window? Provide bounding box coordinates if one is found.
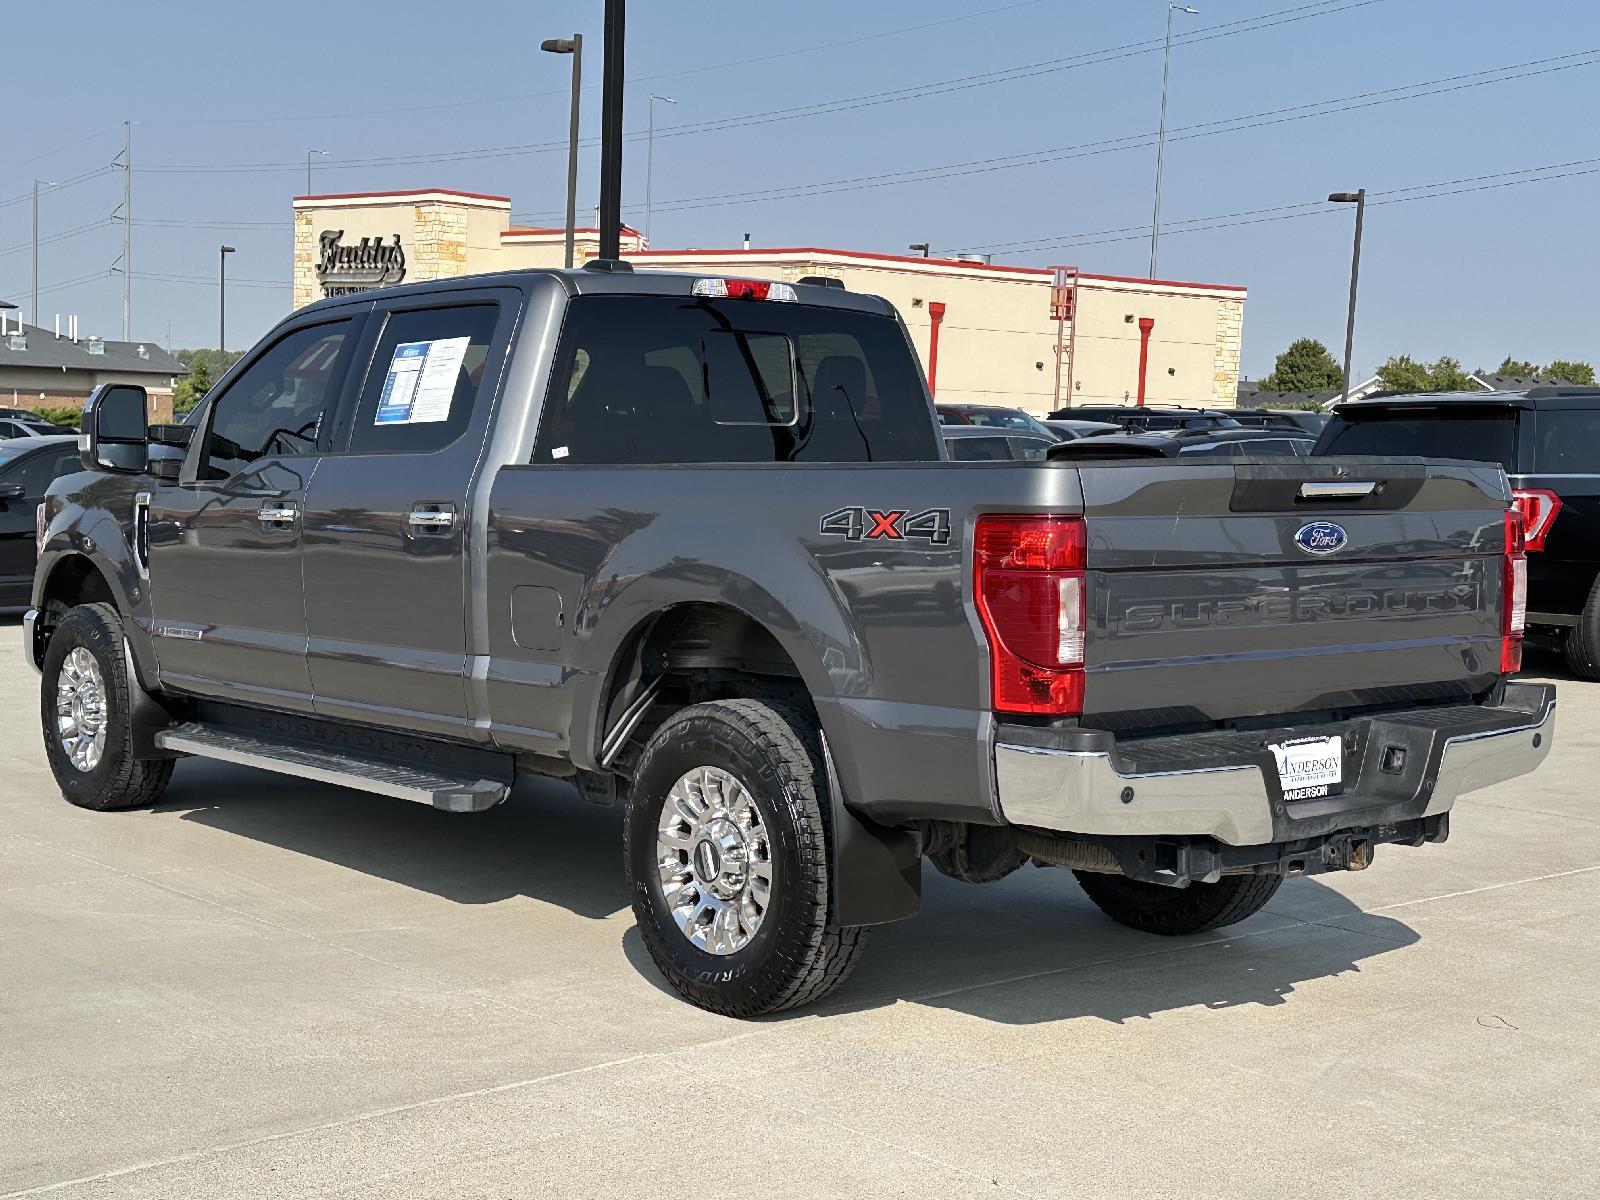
[1315,405,1521,470]
[534,295,940,465]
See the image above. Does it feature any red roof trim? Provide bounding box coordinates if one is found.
[624,246,1053,276]
[292,188,511,204]
[501,224,642,237]
[1074,271,1246,293]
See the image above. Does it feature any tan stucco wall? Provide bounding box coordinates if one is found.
[291,194,1247,414]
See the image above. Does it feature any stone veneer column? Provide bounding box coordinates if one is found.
[1212,297,1244,406]
[411,202,470,282]
[292,209,318,310]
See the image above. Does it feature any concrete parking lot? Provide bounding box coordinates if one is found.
[2,621,1595,1200]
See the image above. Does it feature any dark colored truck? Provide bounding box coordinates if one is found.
[25,265,1554,1016]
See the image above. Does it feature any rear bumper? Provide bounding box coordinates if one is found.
[994,682,1555,848]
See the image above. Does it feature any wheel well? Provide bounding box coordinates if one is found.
[40,555,116,617]
[599,603,810,774]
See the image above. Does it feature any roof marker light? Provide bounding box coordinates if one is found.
[691,277,797,302]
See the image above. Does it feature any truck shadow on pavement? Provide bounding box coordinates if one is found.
[161,757,1419,1026]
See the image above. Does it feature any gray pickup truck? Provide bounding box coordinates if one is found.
[26,264,1554,1016]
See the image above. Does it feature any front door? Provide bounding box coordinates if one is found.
[144,316,363,710]
[301,291,517,739]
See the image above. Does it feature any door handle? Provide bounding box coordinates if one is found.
[257,503,299,525]
[407,509,456,530]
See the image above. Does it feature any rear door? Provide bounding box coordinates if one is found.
[301,288,519,738]
[1076,458,1509,727]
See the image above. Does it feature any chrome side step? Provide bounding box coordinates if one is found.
[154,722,510,812]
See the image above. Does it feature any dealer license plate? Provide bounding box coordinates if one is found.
[1269,735,1343,801]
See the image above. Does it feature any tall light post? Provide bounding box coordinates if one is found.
[597,0,626,261]
[218,245,235,352]
[306,149,327,195]
[645,93,677,247]
[1328,190,1366,401]
[1149,4,1198,279]
[31,180,54,327]
[541,34,583,268]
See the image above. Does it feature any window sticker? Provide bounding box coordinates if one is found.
[374,336,471,425]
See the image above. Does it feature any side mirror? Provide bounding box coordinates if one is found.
[80,383,149,474]
[0,482,24,501]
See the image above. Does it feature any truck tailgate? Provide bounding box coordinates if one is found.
[1077,457,1512,727]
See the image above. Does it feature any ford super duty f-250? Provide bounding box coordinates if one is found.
[25,264,1555,1015]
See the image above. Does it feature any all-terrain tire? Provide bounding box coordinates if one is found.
[624,699,868,1017]
[1562,574,1600,681]
[1073,870,1283,936]
[40,603,174,811]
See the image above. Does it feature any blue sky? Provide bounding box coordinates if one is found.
[2,0,1596,377]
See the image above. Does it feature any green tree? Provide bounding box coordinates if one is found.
[1376,354,1473,394]
[1547,360,1597,385]
[1496,356,1541,377]
[171,348,243,415]
[1259,337,1345,392]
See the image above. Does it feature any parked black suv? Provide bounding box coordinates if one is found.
[1046,402,1242,432]
[1316,387,1600,676]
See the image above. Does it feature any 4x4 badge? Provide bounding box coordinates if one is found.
[1295,521,1349,555]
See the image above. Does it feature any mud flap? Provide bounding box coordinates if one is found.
[820,731,922,926]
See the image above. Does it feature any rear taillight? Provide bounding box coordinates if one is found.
[1502,507,1527,673]
[690,277,798,302]
[1511,488,1561,552]
[974,514,1086,715]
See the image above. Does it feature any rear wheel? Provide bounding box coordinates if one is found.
[1562,575,1600,680]
[40,603,174,811]
[624,699,867,1017]
[1073,870,1283,936]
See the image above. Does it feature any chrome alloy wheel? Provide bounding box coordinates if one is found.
[656,766,775,955]
[56,647,108,773]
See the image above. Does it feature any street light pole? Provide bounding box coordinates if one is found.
[597,0,626,261]
[31,180,53,327]
[218,245,235,352]
[645,93,677,247]
[1149,4,1198,279]
[306,149,327,195]
[1329,189,1366,400]
[540,34,583,268]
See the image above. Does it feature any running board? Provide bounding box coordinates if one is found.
[154,723,510,812]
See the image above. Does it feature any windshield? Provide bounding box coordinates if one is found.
[1315,408,1518,470]
[963,409,1056,439]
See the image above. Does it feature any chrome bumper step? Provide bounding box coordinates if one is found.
[154,722,510,813]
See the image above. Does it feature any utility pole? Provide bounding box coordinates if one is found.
[1329,189,1366,401]
[31,180,51,327]
[541,34,583,268]
[597,0,626,260]
[219,245,235,352]
[121,121,132,341]
[1149,5,1197,279]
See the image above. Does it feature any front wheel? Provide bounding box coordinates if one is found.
[624,699,867,1017]
[40,603,174,812]
[1073,870,1283,936]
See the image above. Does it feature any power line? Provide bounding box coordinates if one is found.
[133,0,1056,128]
[0,165,117,210]
[0,127,121,175]
[131,0,1393,177]
[0,218,117,259]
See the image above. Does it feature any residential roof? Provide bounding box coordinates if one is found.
[1469,372,1574,391]
[0,323,186,377]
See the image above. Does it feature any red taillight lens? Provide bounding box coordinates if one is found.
[975,515,1087,715]
[690,277,798,302]
[1511,488,1561,553]
[1502,507,1527,673]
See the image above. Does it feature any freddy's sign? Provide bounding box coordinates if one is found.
[316,230,406,296]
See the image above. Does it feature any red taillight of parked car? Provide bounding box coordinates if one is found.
[1502,507,1528,674]
[974,514,1087,715]
[1510,488,1561,553]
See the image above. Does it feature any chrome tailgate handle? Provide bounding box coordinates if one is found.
[1299,481,1377,500]
[408,509,456,530]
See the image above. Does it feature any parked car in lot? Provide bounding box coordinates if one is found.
[25,264,1554,1016]
[0,413,73,439]
[1042,418,1121,441]
[1048,428,1315,459]
[0,435,80,608]
[1046,402,1244,432]
[936,402,1063,441]
[1317,385,1600,677]
[1230,406,1331,436]
[942,425,1057,461]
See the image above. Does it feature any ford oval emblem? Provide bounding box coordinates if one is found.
[1295,521,1348,555]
